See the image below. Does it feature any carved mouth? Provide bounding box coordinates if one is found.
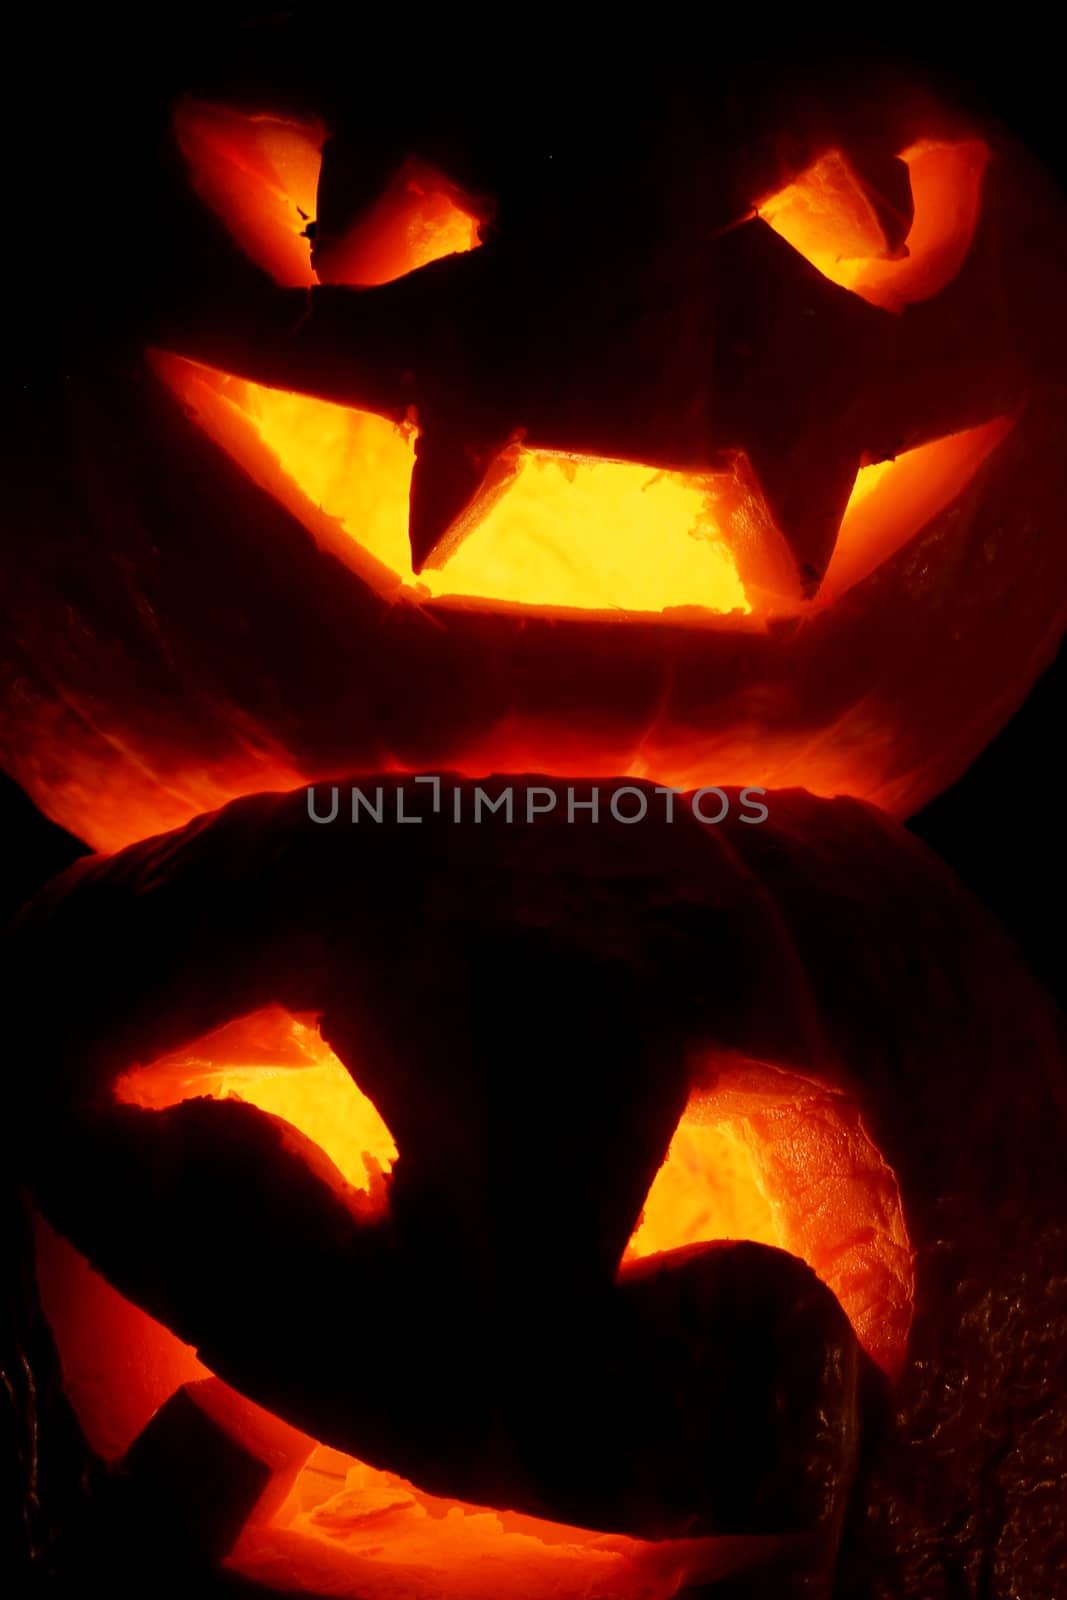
[155,348,1010,622]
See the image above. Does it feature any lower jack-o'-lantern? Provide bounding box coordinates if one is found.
[7,781,1066,1598]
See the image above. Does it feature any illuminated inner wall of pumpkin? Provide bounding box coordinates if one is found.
[35,1005,913,1600]
[153,349,1009,621]
[172,100,482,289]
[626,1060,914,1379]
[758,139,989,312]
[36,345,1010,859]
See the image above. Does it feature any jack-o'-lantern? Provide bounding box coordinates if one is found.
[3,25,1067,1600]
[7,782,1067,1598]
[4,39,1067,850]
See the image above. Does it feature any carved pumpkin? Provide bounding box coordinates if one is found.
[8,782,1066,1598]
[4,27,1067,1600]
[4,47,1067,850]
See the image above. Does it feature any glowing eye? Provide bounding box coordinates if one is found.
[114,1004,396,1206]
[758,139,989,312]
[623,1057,914,1379]
[312,157,482,287]
[174,100,326,287]
[174,100,480,288]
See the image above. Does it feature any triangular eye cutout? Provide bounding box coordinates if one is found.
[313,156,482,287]
[174,100,326,287]
[758,139,989,312]
[174,101,481,287]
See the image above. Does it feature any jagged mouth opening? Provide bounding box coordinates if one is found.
[156,348,1010,622]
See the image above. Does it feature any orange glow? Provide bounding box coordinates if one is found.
[759,139,989,311]
[231,1448,767,1599]
[433,452,750,613]
[822,415,1013,601]
[625,1059,914,1378]
[6,353,1012,856]
[155,350,1009,623]
[154,353,752,617]
[14,732,307,861]
[33,1211,209,1460]
[35,1228,768,1599]
[38,1033,905,1591]
[174,102,479,287]
[115,1005,397,1202]
[174,100,325,287]
[626,1121,778,1258]
[314,158,481,286]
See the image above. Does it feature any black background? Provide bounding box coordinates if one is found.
[2,8,1064,1003]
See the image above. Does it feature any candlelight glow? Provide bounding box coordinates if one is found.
[153,352,754,617]
[115,1005,396,1203]
[625,1059,914,1379]
[32,1020,912,1596]
[33,1222,762,1600]
[117,1012,913,1376]
[174,101,480,288]
[758,139,990,312]
[174,101,325,287]
[824,415,1013,601]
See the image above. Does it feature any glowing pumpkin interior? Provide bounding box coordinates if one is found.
[37,1005,912,1599]
[174,101,481,289]
[758,139,989,312]
[31,107,971,1585]
[156,349,1009,619]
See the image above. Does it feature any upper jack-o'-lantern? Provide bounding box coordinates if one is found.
[3,43,1067,849]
